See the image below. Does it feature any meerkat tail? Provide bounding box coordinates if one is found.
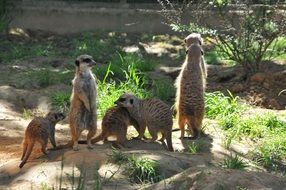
[91,133,105,144]
[56,140,74,149]
[19,140,35,168]
[21,140,28,160]
[166,132,174,152]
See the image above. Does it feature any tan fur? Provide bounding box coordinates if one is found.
[19,112,65,168]
[175,44,205,139]
[68,55,97,151]
[115,93,174,151]
[91,106,140,148]
[184,33,207,79]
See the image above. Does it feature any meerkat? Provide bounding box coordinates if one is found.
[68,55,97,151]
[175,43,205,139]
[90,106,140,148]
[19,112,65,168]
[115,93,174,151]
[184,33,207,80]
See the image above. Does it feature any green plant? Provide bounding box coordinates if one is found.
[158,1,286,75]
[187,141,201,154]
[0,0,12,33]
[205,91,243,119]
[50,92,70,112]
[22,109,32,120]
[127,155,162,184]
[108,149,129,164]
[152,79,175,102]
[97,63,150,118]
[219,154,248,170]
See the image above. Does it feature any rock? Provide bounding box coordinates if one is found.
[231,83,244,93]
[250,73,266,83]
[263,82,270,89]
[268,98,282,110]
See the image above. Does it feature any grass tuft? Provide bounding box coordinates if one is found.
[108,149,129,164]
[127,155,162,184]
[219,154,248,170]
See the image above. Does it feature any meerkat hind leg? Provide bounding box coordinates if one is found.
[87,129,96,149]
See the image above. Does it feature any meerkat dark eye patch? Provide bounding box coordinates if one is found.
[75,60,80,66]
[83,58,92,63]
[54,114,58,120]
[130,99,134,104]
[185,50,188,54]
[201,50,204,55]
[199,40,202,45]
[184,38,186,43]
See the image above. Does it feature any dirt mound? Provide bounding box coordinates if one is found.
[142,167,286,190]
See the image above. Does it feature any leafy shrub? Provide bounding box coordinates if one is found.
[158,0,286,75]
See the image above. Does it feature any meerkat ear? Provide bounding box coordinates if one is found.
[75,60,80,67]
[130,99,134,104]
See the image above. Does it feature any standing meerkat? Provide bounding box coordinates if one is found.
[115,93,174,151]
[69,55,97,151]
[90,106,140,148]
[175,43,205,139]
[19,112,65,168]
[184,33,207,80]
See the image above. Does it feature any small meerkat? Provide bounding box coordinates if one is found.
[69,55,97,151]
[184,33,207,80]
[90,106,140,148]
[115,93,174,151]
[175,43,205,139]
[19,112,65,168]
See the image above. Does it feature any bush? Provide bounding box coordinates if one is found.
[158,0,286,75]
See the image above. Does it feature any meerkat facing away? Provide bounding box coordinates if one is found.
[90,106,140,148]
[184,33,207,80]
[175,43,205,139]
[69,55,97,151]
[19,112,65,168]
[115,93,174,151]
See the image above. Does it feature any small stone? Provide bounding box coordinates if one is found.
[250,73,266,83]
[232,83,244,93]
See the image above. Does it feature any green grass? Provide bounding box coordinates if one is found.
[219,154,248,170]
[205,91,244,119]
[96,63,150,118]
[108,149,130,164]
[108,150,162,184]
[50,91,71,113]
[187,142,200,154]
[205,91,286,172]
[152,78,175,102]
[264,36,286,61]
[127,155,162,184]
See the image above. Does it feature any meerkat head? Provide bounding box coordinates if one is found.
[184,33,203,48]
[114,93,138,109]
[75,54,96,71]
[186,43,204,59]
[46,112,65,123]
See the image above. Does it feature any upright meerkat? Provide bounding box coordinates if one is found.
[115,93,174,151]
[175,43,205,139]
[90,106,140,147]
[19,112,65,168]
[184,33,207,80]
[69,55,97,151]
